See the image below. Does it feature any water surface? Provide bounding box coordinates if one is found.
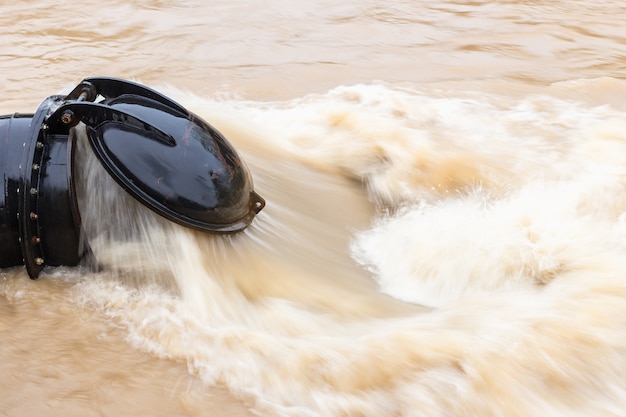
[2,1,626,416]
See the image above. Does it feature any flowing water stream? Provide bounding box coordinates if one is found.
[2,1,626,416]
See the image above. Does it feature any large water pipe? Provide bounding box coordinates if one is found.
[0,77,265,279]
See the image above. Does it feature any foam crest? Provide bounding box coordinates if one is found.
[352,179,626,307]
[225,83,624,206]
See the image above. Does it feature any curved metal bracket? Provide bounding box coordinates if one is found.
[65,77,188,116]
[47,102,176,146]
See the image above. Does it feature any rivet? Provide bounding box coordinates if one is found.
[35,258,44,266]
[40,123,49,131]
[30,212,38,221]
[31,236,41,244]
[30,188,38,196]
[36,142,44,150]
[32,164,40,171]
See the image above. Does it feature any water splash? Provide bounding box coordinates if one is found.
[68,82,626,416]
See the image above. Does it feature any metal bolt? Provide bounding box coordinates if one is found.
[35,258,44,266]
[29,212,38,221]
[32,164,40,171]
[40,123,48,131]
[30,188,38,196]
[60,110,74,125]
[35,142,44,150]
[31,236,41,244]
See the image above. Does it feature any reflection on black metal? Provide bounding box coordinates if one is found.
[0,77,265,279]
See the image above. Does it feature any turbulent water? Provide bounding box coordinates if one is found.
[2,1,626,416]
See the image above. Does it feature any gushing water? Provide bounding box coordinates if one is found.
[55,81,626,416]
[3,1,626,415]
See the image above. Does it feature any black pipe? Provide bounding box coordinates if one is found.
[0,77,265,279]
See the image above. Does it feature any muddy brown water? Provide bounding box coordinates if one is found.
[2,1,626,416]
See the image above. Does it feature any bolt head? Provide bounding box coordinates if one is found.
[60,110,76,125]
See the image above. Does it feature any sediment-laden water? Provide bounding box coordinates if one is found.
[2,1,626,416]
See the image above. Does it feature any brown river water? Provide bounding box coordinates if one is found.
[2,1,626,416]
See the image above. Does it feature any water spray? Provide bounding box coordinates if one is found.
[0,77,265,279]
